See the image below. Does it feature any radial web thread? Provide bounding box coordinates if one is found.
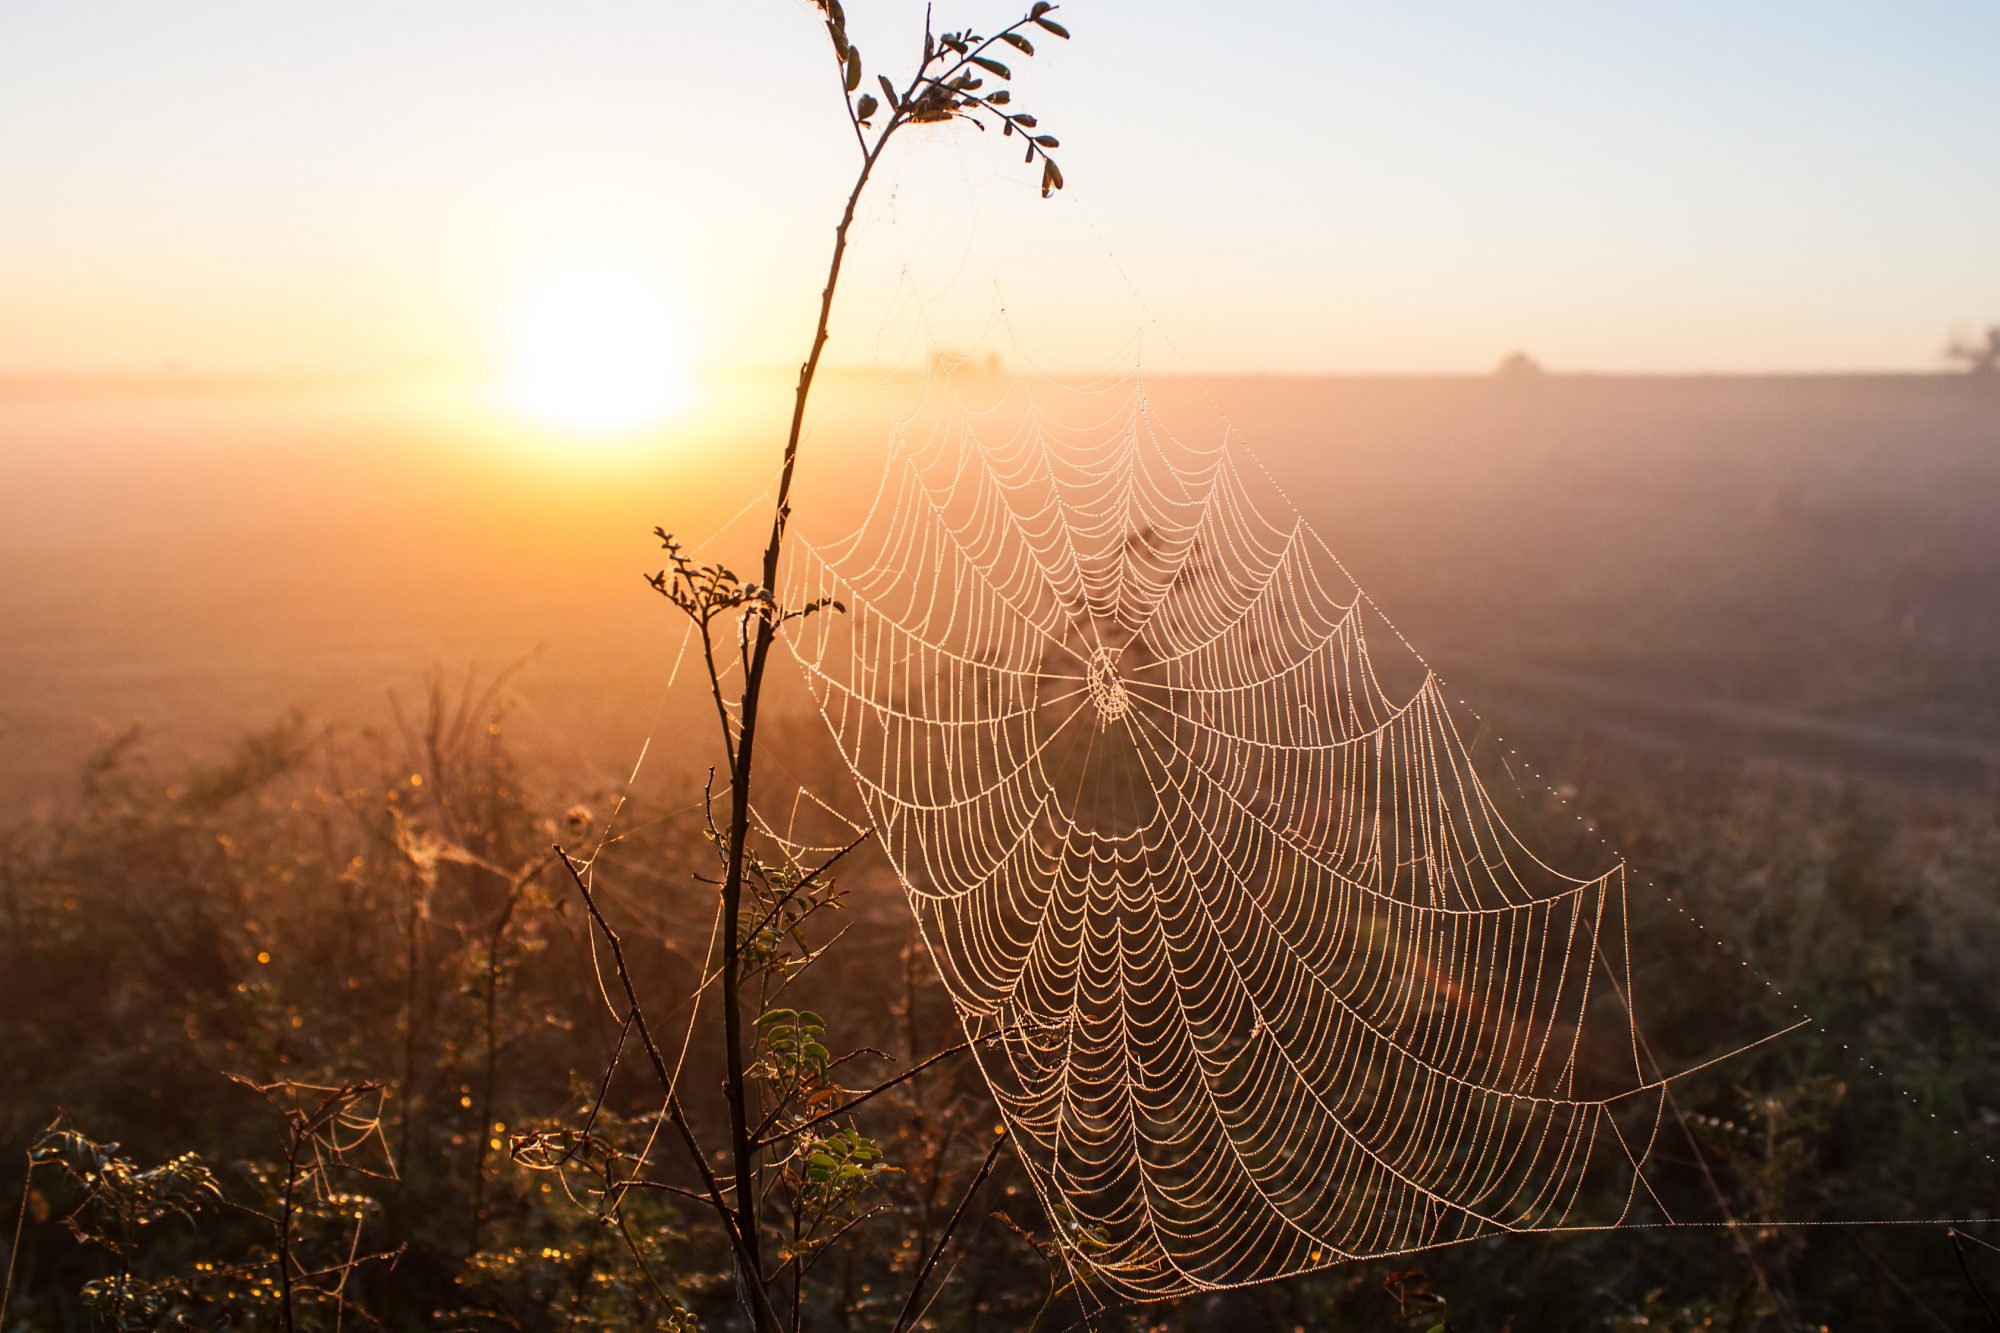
[781,364,1788,1300]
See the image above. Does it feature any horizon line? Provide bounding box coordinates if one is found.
[0,361,1987,399]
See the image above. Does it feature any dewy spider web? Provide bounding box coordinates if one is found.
[779,359,1792,1301]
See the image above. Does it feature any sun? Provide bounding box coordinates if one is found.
[505,264,690,432]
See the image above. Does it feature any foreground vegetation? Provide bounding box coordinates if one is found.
[1,687,1995,1330]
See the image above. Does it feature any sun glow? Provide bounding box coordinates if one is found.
[505,264,690,432]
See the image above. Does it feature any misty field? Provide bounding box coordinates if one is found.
[10,0,2000,1324]
[2,372,1997,1329]
[7,372,1998,808]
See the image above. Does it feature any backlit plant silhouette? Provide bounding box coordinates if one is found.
[538,5,1074,1330]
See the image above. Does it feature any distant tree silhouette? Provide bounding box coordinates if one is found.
[1496,350,1544,379]
[1946,326,2000,375]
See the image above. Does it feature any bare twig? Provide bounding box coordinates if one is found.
[468,854,550,1255]
[754,1025,1025,1149]
[1950,1228,2000,1330]
[554,845,786,1332]
[0,1134,41,1326]
[892,1128,1009,1333]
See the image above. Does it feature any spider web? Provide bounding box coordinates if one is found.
[778,359,1789,1301]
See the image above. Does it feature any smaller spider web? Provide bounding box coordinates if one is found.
[778,359,1799,1300]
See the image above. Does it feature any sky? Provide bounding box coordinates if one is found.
[3,1,1997,376]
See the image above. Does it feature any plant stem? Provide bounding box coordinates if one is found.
[394,879,423,1188]
[713,107,896,1330]
[0,1146,35,1326]
[278,1116,304,1333]
[1950,1228,2000,1331]
[892,1129,1007,1333]
[753,1026,1019,1149]
[554,847,786,1333]
[468,877,523,1257]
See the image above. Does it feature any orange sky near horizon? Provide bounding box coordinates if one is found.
[3,1,1998,382]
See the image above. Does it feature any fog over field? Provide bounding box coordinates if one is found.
[11,2,2000,1323]
[5,369,1996,811]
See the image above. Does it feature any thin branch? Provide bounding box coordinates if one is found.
[553,845,786,1333]
[775,1203,887,1286]
[1950,1228,2000,1331]
[825,20,869,157]
[735,828,873,961]
[755,1025,1027,1149]
[0,1137,40,1327]
[573,1009,636,1162]
[615,1207,683,1319]
[611,1177,717,1207]
[892,1129,1009,1333]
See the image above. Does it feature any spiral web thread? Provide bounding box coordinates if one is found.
[779,360,1792,1300]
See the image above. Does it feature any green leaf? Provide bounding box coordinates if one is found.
[987,88,1011,104]
[1035,16,1070,38]
[1013,113,1037,127]
[844,47,862,92]
[1000,31,1034,55]
[970,55,1010,79]
[856,93,879,122]
[1031,1,1053,15]
[1034,134,1059,148]
[877,74,899,109]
